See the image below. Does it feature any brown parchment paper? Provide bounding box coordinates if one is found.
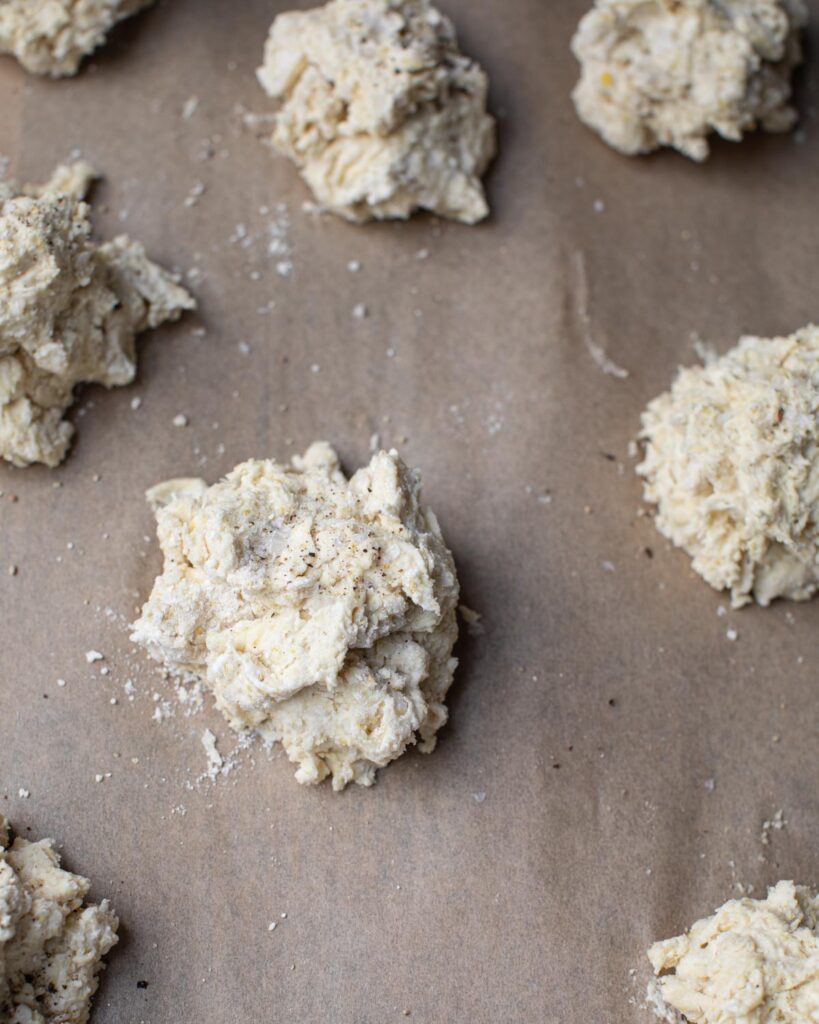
[1,2,818,1022]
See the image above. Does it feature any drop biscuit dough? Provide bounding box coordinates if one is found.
[132,443,460,790]
[638,325,819,608]
[0,0,154,77]
[0,813,119,1023]
[256,0,496,223]
[0,163,194,468]
[648,881,819,1023]
[572,0,807,160]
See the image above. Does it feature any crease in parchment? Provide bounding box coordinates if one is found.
[572,250,629,379]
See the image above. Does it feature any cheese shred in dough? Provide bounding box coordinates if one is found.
[0,813,119,1024]
[571,0,807,161]
[0,0,155,77]
[132,443,460,790]
[638,325,819,608]
[647,881,819,1023]
[256,0,496,223]
[0,163,195,468]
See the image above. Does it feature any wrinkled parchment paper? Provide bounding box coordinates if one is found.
[1,2,817,1021]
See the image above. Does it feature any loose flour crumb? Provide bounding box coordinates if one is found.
[459,605,485,636]
[201,729,224,778]
[761,808,787,847]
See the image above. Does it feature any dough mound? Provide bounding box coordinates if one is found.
[0,813,119,1024]
[638,325,819,608]
[571,0,807,160]
[132,443,460,790]
[0,0,154,77]
[0,163,195,468]
[647,881,819,1024]
[256,0,496,223]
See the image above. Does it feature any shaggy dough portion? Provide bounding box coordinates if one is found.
[0,0,154,76]
[571,0,807,160]
[256,0,496,223]
[638,325,819,608]
[0,813,118,1023]
[0,163,194,468]
[132,443,460,790]
[648,881,819,1023]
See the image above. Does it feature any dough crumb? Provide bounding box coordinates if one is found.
[256,0,496,223]
[132,443,460,790]
[0,813,119,1022]
[0,0,155,77]
[647,881,819,1023]
[181,95,199,120]
[638,325,819,608]
[760,808,787,846]
[572,0,807,161]
[201,728,223,777]
[0,163,195,468]
[458,604,484,636]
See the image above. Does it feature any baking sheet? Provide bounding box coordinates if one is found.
[1,1,818,1021]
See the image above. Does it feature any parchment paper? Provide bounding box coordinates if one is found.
[1,2,818,1022]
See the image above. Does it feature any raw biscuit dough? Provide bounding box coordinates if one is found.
[638,325,819,608]
[0,163,195,468]
[256,0,496,223]
[647,880,819,1023]
[571,0,807,160]
[132,443,460,790]
[0,0,154,77]
[0,813,119,1023]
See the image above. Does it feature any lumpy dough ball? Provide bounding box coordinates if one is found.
[0,813,119,1024]
[132,443,461,790]
[256,0,496,223]
[638,325,819,608]
[571,0,807,160]
[0,0,155,77]
[0,163,194,468]
[647,881,819,1024]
